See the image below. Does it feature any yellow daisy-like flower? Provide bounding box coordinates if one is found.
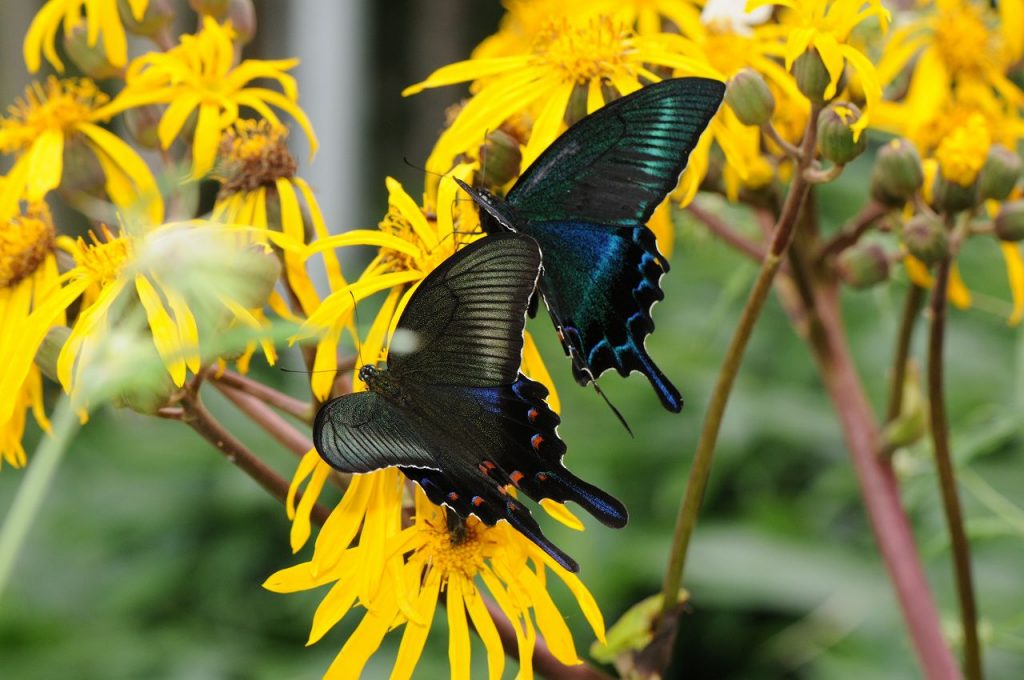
[751,0,888,139]
[0,202,63,469]
[23,0,148,73]
[266,485,606,680]
[934,113,991,187]
[403,13,719,178]
[211,120,345,319]
[875,0,1023,140]
[0,76,163,223]
[106,16,317,178]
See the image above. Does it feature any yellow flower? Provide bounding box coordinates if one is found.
[876,0,1023,139]
[106,17,317,178]
[403,13,719,178]
[212,120,345,318]
[934,113,991,187]
[37,221,290,402]
[752,0,888,139]
[0,77,163,223]
[266,485,606,680]
[23,0,148,73]
[0,202,62,468]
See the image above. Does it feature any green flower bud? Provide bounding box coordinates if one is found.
[817,102,867,165]
[792,49,845,103]
[725,68,775,126]
[63,20,121,80]
[995,200,1024,241]
[123,105,164,150]
[34,326,71,382]
[837,244,890,289]
[901,214,948,265]
[976,145,1022,202]
[478,129,522,189]
[118,0,174,37]
[871,138,923,206]
[233,246,283,309]
[61,136,107,195]
[931,171,977,213]
[111,347,178,415]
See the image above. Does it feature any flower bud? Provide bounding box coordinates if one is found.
[189,0,230,16]
[225,0,257,45]
[870,138,923,206]
[118,0,174,37]
[111,355,178,415]
[725,68,775,126]
[478,129,522,189]
[63,20,121,80]
[123,105,164,150]
[995,200,1024,241]
[234,246,283,309]
[901,214,948,265]
[976,145,1022,202]
[792,49,844,103]
[817,102,866,165]
[837,244,890,289]
[931,171,977,213]
[34,326,71,382]
[62,136,108,195]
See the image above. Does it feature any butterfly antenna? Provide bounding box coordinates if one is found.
[402,156,446,181]
[348,290,365,367]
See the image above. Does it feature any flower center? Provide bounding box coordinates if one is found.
[703,23,755,77]
[533,16,634,84]
[72,225,132,287]
[934,113,991,187]
[932,5,999,78]
[214,119,297,195]
[0,77,106,154]
[0,203,56,289]
[417,509,489,581]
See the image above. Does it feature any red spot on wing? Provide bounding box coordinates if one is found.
[471,496,485,507]
[510,470,525,486]
[531,434,544,451]
[447,492,459,502]
[527,407,539,423]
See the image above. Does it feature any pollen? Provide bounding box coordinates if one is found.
[214,119,298,195]
[418,509,489,579]
[70,225,132,286]
[0,203,56,289]
[532,16,633,85]
[0,77,107,154]
[934,114,991,187]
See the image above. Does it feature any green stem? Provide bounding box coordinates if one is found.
[885,284,925,424]
[0,400,80,599]
[928,257,984,680]
[658,102,822,628]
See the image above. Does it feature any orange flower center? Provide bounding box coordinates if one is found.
[214,119,297,195]
[533,16,634,84]
[0,203,56,289]
[0,77,105,154]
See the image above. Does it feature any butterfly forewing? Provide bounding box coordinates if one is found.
[507,77,726,227]
[387,233,541,387]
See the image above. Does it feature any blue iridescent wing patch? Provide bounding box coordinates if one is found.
[458,77,725,412]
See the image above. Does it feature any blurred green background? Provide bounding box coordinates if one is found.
[2,2,1024,679]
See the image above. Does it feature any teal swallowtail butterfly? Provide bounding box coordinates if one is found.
[313,233,627,572]
[456,77,726,413]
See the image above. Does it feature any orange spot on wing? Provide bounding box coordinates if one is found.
[531,434,544,450]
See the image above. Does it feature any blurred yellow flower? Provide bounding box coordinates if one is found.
[934,114,991,187]
[107,17,317,178]
[0,77,163,222]
[404,13,719,177]
[0,202,63,468]
[23,0,148,73]
[266,485,606,680]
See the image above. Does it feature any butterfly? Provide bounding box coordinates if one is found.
[456,77,726,413]
[313,232,627,573]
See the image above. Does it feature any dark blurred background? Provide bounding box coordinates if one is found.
[2,2,1023,678]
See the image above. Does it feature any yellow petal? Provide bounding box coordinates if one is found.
[136,274,187,386]
[1001,242,1024,325]
[948,262,972,310]
[307,558,361,644]
[522,80,573,171]
[291,457,330,552]
[521,331,559,414]
[447,576,473,680]
[191,102,222,178]
[294,271,422,341]
[79,123,165,223]
[463,585,505,680]
[26,130,64,200]
[323,600,395,679]
[304,230,423,261]
[402,55,530,96]
[390,569,441,680]
[158,93,201,149]
[516,566,580,665]
[539,499,584,531]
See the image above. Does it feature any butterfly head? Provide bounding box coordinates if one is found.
[358,364,383,389]
[359,364,405,402]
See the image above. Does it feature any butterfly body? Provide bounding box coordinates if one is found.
[314,233,627,572]
[459,77,725,412]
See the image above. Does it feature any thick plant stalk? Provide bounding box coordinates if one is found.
[806,281,962,680]
[927,258,983,680]
[658,103,821,628]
